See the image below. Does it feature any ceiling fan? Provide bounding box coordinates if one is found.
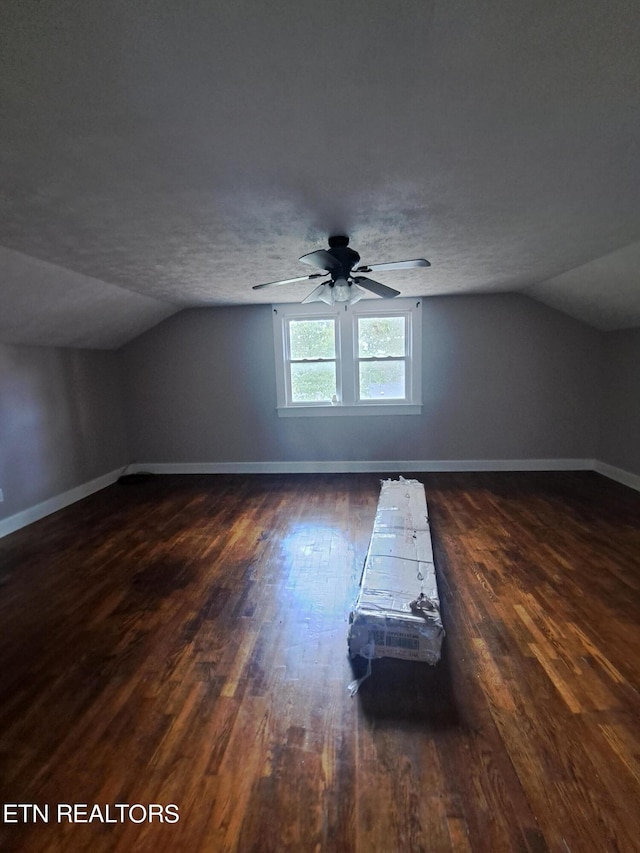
[252,235,430,305]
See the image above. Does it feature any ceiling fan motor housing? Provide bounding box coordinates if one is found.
[327,236,360,282]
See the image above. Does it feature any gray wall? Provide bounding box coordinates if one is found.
[2,294,634,533]
[0,343,128,520]
[122,294,602,465]
[599,328,640,476]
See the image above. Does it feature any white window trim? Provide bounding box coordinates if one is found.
[272,298,422,417]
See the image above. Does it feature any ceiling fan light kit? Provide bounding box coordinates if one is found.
[303,277,366,306]
[253,236,430,305]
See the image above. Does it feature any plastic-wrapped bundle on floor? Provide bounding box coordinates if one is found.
[348,478,444,678]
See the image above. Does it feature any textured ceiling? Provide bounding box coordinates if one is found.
[1,0,639,348]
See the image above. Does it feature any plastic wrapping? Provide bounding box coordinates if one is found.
[348,478,444,665]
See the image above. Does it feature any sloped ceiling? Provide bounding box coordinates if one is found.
[1,0,639,348]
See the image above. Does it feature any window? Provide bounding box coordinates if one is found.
[273,299,422,416]
[288,317,337,403]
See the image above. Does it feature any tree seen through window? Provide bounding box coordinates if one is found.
[288,318,336,402]
[358,316,406,399]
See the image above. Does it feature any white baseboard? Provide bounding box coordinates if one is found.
[2,458,637,540]
[130,458,595,475]
[593,460,640,492]
[0,468,122,539]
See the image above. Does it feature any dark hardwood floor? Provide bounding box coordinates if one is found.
[0,471,638,852]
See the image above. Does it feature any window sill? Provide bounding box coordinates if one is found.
[276,404,422,418]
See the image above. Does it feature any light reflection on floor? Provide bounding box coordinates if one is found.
[273,521,364,681]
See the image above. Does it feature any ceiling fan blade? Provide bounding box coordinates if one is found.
[252,273,326,290]
[299,249,342,273]
[355,258,431,273]
[301,283,331,304]
[353,276,401,298]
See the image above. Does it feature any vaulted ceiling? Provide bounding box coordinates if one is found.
[1,0,639,348]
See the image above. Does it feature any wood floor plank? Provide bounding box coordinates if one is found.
[0,471,638,852]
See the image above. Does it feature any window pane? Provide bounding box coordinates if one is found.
[291,362,336,402]
[289,319,335,360]
[358,316,405,358]
[359,361,405,400]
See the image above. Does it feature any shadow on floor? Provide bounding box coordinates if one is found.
[348,642,459,730]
